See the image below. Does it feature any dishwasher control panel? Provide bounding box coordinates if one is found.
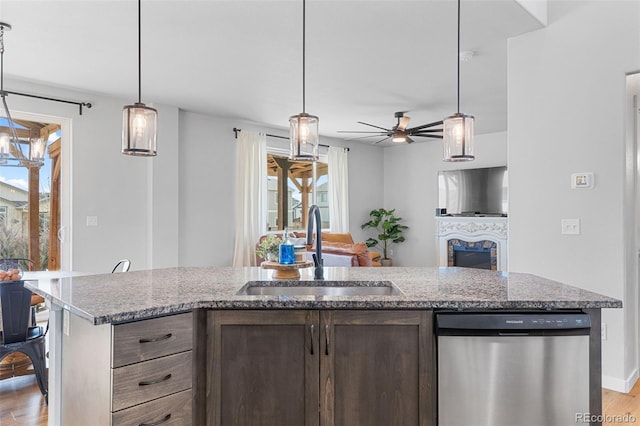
[436,312,591,331]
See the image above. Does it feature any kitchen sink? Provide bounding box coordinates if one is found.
[237,280,404,296]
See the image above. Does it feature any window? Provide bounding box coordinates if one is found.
[266,153,330,231]
[0,206,6,227]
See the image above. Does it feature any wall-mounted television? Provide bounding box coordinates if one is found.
[437,166,508,216]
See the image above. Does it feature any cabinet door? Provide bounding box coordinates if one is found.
[320,311,434,426]
[208,310,319,426]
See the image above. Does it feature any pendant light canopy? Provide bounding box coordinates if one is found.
[289,0,319,162]
[443,0,474,162]
[122,0,157,157]
[0,23,45,167]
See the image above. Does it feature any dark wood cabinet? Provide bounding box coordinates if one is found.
[207,310,320,426]
[320,311,434,426]
[208,310,434,426]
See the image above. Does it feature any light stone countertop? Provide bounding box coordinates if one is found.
[24,266,622,325]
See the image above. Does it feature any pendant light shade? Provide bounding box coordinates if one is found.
[122,0,157,157]
[29,137,46,163]
[289,0,319,162]
[443,112,474,161]
[443,0,475,162]
[289,112,319,160]
[122,102,157,156]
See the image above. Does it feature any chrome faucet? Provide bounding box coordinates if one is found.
[307,205,324,279]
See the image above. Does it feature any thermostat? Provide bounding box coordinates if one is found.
[571,172,594,189]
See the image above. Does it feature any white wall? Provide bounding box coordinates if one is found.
[508,0,640,392]
[177,111,385,266]
[3,78,180,274]
[382,131,507,266]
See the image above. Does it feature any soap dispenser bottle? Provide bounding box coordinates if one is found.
[279,228,295,265]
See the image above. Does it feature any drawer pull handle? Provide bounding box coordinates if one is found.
[139,413,171,426]
[139,374,172,386]
[139,333,172,343]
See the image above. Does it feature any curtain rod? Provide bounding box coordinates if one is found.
[232,127,349,151]
[5,90,92,115]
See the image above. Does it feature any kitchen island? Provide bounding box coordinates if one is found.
[26,266,621,426]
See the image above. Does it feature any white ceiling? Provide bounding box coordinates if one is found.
[0,0,543,144]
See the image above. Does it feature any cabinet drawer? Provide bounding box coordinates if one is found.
[112,351,192,411]
[113,313,193,367]
[112,389,192,426]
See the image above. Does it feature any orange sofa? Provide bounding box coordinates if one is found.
[256,232,381,267]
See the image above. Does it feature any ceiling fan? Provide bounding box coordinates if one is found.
[338,112,443,144]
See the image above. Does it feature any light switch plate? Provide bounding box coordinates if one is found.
[561,219,580,235]
[571,172,594,189]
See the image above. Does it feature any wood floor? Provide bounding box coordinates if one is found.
[0,374,638,426]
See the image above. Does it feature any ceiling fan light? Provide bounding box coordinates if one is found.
[122,102,157,156]
[443,113,474,162]
[392,131,407,143]
[289,112,319,161]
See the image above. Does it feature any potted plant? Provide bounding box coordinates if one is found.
[256,235,283,262]
[361,208,408,266]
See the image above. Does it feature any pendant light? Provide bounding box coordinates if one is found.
[0,23,44,167]
[443,0,474,162]
[122,0,157,157]
[289,0,319,162]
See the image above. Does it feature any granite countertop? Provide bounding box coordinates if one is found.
[24,266,622,325]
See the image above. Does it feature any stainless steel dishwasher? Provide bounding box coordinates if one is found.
[436,312,591,426]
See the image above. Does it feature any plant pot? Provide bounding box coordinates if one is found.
[380,258,393,267]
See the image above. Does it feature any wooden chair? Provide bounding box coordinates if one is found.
[0,280,48,402]
[111,259,131,273]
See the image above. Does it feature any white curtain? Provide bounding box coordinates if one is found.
[232,131,267,266]
[328,146,349,233]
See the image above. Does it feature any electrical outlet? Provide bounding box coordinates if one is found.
[561,219,580,235]
[389,249,394,257]
[86,215,98,227]
[601,323,607,340]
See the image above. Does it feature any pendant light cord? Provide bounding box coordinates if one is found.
[456,0,460,114]
[138,0,142,104]
[0,25,5,94]
[302,0,306,114]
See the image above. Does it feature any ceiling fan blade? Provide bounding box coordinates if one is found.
[344,134,387,141]
[357,121,391,131]
[412,134,444,139]
[398,116,411,131]
[410,128,443,134]
[407,120,444,132]
[337,131,386,134]
[406,136,415,144]
[373,136,391,145]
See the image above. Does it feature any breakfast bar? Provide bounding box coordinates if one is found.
[26,266,622,426]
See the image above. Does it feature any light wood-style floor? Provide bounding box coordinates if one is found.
[0,374,638,426]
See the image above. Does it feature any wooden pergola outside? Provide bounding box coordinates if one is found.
[267,154,327,230]
[0,119,61,270]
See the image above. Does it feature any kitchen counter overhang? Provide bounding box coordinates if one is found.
[24,266,622,325]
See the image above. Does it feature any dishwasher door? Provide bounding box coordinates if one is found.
[436,312,591,426]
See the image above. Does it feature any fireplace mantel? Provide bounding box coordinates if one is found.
[435,216,508,271]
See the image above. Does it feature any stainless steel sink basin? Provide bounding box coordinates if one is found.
[237,280,403,296]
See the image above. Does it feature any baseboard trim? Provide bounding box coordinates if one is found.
[602,368,639,393]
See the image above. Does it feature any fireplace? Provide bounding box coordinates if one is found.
[435,216,508,271]
[447,239,497,270]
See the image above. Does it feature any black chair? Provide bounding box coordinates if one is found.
[0,280,48,402]
[111,259,131,273]
[0,258,41,326]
